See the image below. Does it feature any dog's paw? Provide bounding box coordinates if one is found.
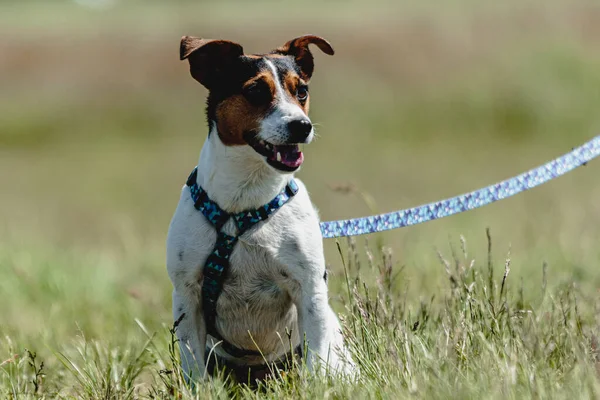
[314,348,359,381]
[333,355,360,381]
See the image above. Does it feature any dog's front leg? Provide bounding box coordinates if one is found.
[172,290,207,383]
[295,277,354,376]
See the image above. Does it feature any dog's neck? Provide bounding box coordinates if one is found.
[196,125,292,213]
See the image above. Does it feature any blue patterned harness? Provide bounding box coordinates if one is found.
[186,168,299,358]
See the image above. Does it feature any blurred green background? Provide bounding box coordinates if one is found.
[1,0,599,360]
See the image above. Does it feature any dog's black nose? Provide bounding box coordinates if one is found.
[287,119,313,143]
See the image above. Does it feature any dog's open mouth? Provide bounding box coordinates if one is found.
[244,133,304,172]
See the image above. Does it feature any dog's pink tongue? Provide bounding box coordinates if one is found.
[283,151,304,168]
[274,145,304,168]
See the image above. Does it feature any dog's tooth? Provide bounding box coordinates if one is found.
[276,152,282,162]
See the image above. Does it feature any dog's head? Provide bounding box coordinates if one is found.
[180,35,334,173]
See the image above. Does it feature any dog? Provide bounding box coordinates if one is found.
[166,35,355,384]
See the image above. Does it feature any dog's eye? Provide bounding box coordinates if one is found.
[297,85,309,102]
[243,81,272,106]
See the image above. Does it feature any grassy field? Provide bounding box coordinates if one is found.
[1,0,600,398]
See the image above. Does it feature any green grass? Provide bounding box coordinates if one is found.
[1,0,600,398]
[2,237,600,398]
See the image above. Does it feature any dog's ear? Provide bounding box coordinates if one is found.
[275,35,334,81]
[180,36,244,90]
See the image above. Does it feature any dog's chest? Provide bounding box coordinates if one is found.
[171,197,293,302]
[219,234,291,310]
[178,212,299,349]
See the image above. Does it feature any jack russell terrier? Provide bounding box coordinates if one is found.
[166,35,356,384]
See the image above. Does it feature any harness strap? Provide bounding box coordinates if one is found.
[186,167,299,358]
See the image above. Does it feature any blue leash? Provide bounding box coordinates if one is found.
[319,136,600,239]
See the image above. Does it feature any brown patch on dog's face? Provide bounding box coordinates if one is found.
[244,71,277,94]
[282,70,310,114]
[215,95,261,145]
[214,70,278,145]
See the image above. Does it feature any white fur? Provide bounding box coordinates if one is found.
[258,60,314,145]
[166,63,355,383]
